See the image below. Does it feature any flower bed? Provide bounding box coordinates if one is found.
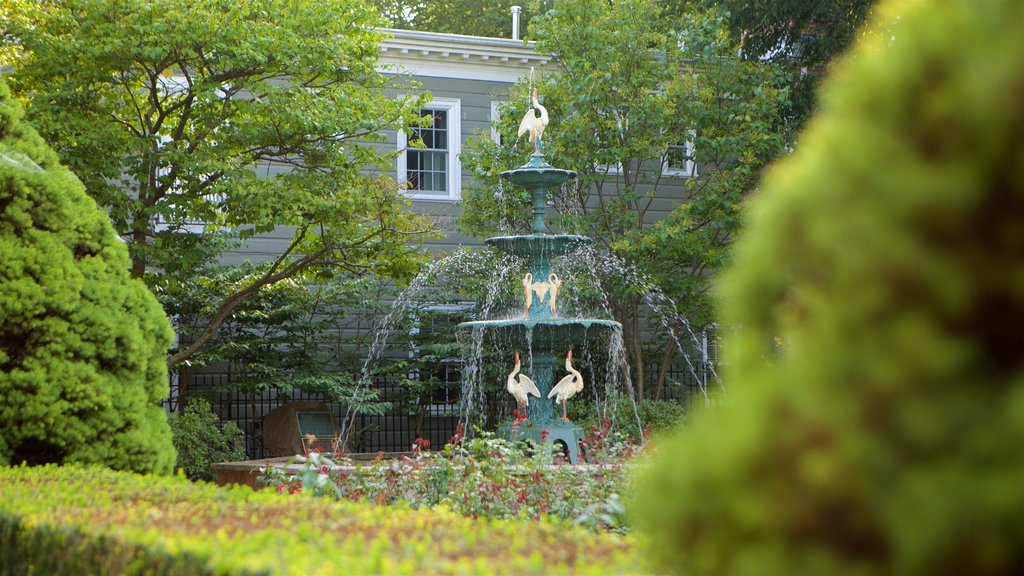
[0,464,640,575]
[259,428,639,531]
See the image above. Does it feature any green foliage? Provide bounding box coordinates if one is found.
[259,431,636,527]
[635,1,1024,574]
[167,399,245,481]
[460,0,788,398]
[569,396,686,443]
[0,80,175,474]
[1,464,640,574]
[678,0,876,137]
[3,0,435,366]
[163,269,392,412]
[375,0,553,38]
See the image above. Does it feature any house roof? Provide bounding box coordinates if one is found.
[378,28,549,83]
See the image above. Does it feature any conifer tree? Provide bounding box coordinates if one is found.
[0,80,175,474]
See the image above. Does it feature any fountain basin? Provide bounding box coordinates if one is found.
[457,317,621,349]
[500,165,577,189]
[486,234,591,261]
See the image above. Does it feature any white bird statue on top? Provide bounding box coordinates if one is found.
[517,87,549,155]
[507,351,540,420]
[548,350,584,421]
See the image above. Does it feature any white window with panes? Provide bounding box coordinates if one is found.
[397,98,461,201]
[663,137,697,178]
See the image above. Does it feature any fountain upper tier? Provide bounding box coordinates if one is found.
[501,154,576,236]
[458,318,620,350]
[486,234,590,262]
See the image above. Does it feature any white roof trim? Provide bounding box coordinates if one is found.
[378,28,550,83]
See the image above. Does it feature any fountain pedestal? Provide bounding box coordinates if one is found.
[496,351,585,463]
[458,154,620,464]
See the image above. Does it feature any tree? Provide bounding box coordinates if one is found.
[666,0,876,138]
[0,79,175,474]
[459,0,788,399]
[3,0,436,367]
[374,0,553,38]
[636,0,1024,573]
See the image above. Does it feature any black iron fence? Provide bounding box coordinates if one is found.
[168,371,465,459]
[168,357,716,459]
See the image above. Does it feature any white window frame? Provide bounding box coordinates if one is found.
[596,161,624,175]
[663,137,697,178]
[397,97,462,201]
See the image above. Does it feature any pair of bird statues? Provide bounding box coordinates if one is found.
[523,272,562,316]
[506,350,583,422]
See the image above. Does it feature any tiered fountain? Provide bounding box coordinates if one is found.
[458,94,620,463]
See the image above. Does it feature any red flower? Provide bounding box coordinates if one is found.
[448,424,465,446]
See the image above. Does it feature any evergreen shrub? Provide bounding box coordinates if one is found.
[0,80,175,474]
[635,1,1024,574]
[168,398,246,481]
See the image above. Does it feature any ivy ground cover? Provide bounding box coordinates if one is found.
[0,464,640,575]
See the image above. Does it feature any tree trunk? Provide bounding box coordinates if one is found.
[653,340,676,401]
[174,366,194,412]
[131,227,147,279]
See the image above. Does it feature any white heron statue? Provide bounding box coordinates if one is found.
[522,273,533,315]
[547,273,561,315]
[548,350,584,421]
[507,351,540,419]
[517,87,549,155]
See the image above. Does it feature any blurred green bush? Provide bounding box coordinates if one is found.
[168,399,246,481]
[0,80,175,474]
[634,1,1024,574]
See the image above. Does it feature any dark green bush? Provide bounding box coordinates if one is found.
[635,1,1024,574]
[0,79,175,474]
[571,396,685,442]
[168,398,246,481]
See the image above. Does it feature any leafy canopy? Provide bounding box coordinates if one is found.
[666,0,876,137]
[374,0,553,38]
[3,0,437,365]
[459,0,788,398]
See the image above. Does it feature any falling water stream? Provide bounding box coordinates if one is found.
[338,243,721,450]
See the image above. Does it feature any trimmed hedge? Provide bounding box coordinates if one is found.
[0,79,175,474]
[0,465,640,575]
[635,1,1024,574]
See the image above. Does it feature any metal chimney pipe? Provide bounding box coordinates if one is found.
[511,5,522,40]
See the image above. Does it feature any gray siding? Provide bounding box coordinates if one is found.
[221,73,696,266]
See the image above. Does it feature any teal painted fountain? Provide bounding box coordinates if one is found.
[458,120,620,462]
